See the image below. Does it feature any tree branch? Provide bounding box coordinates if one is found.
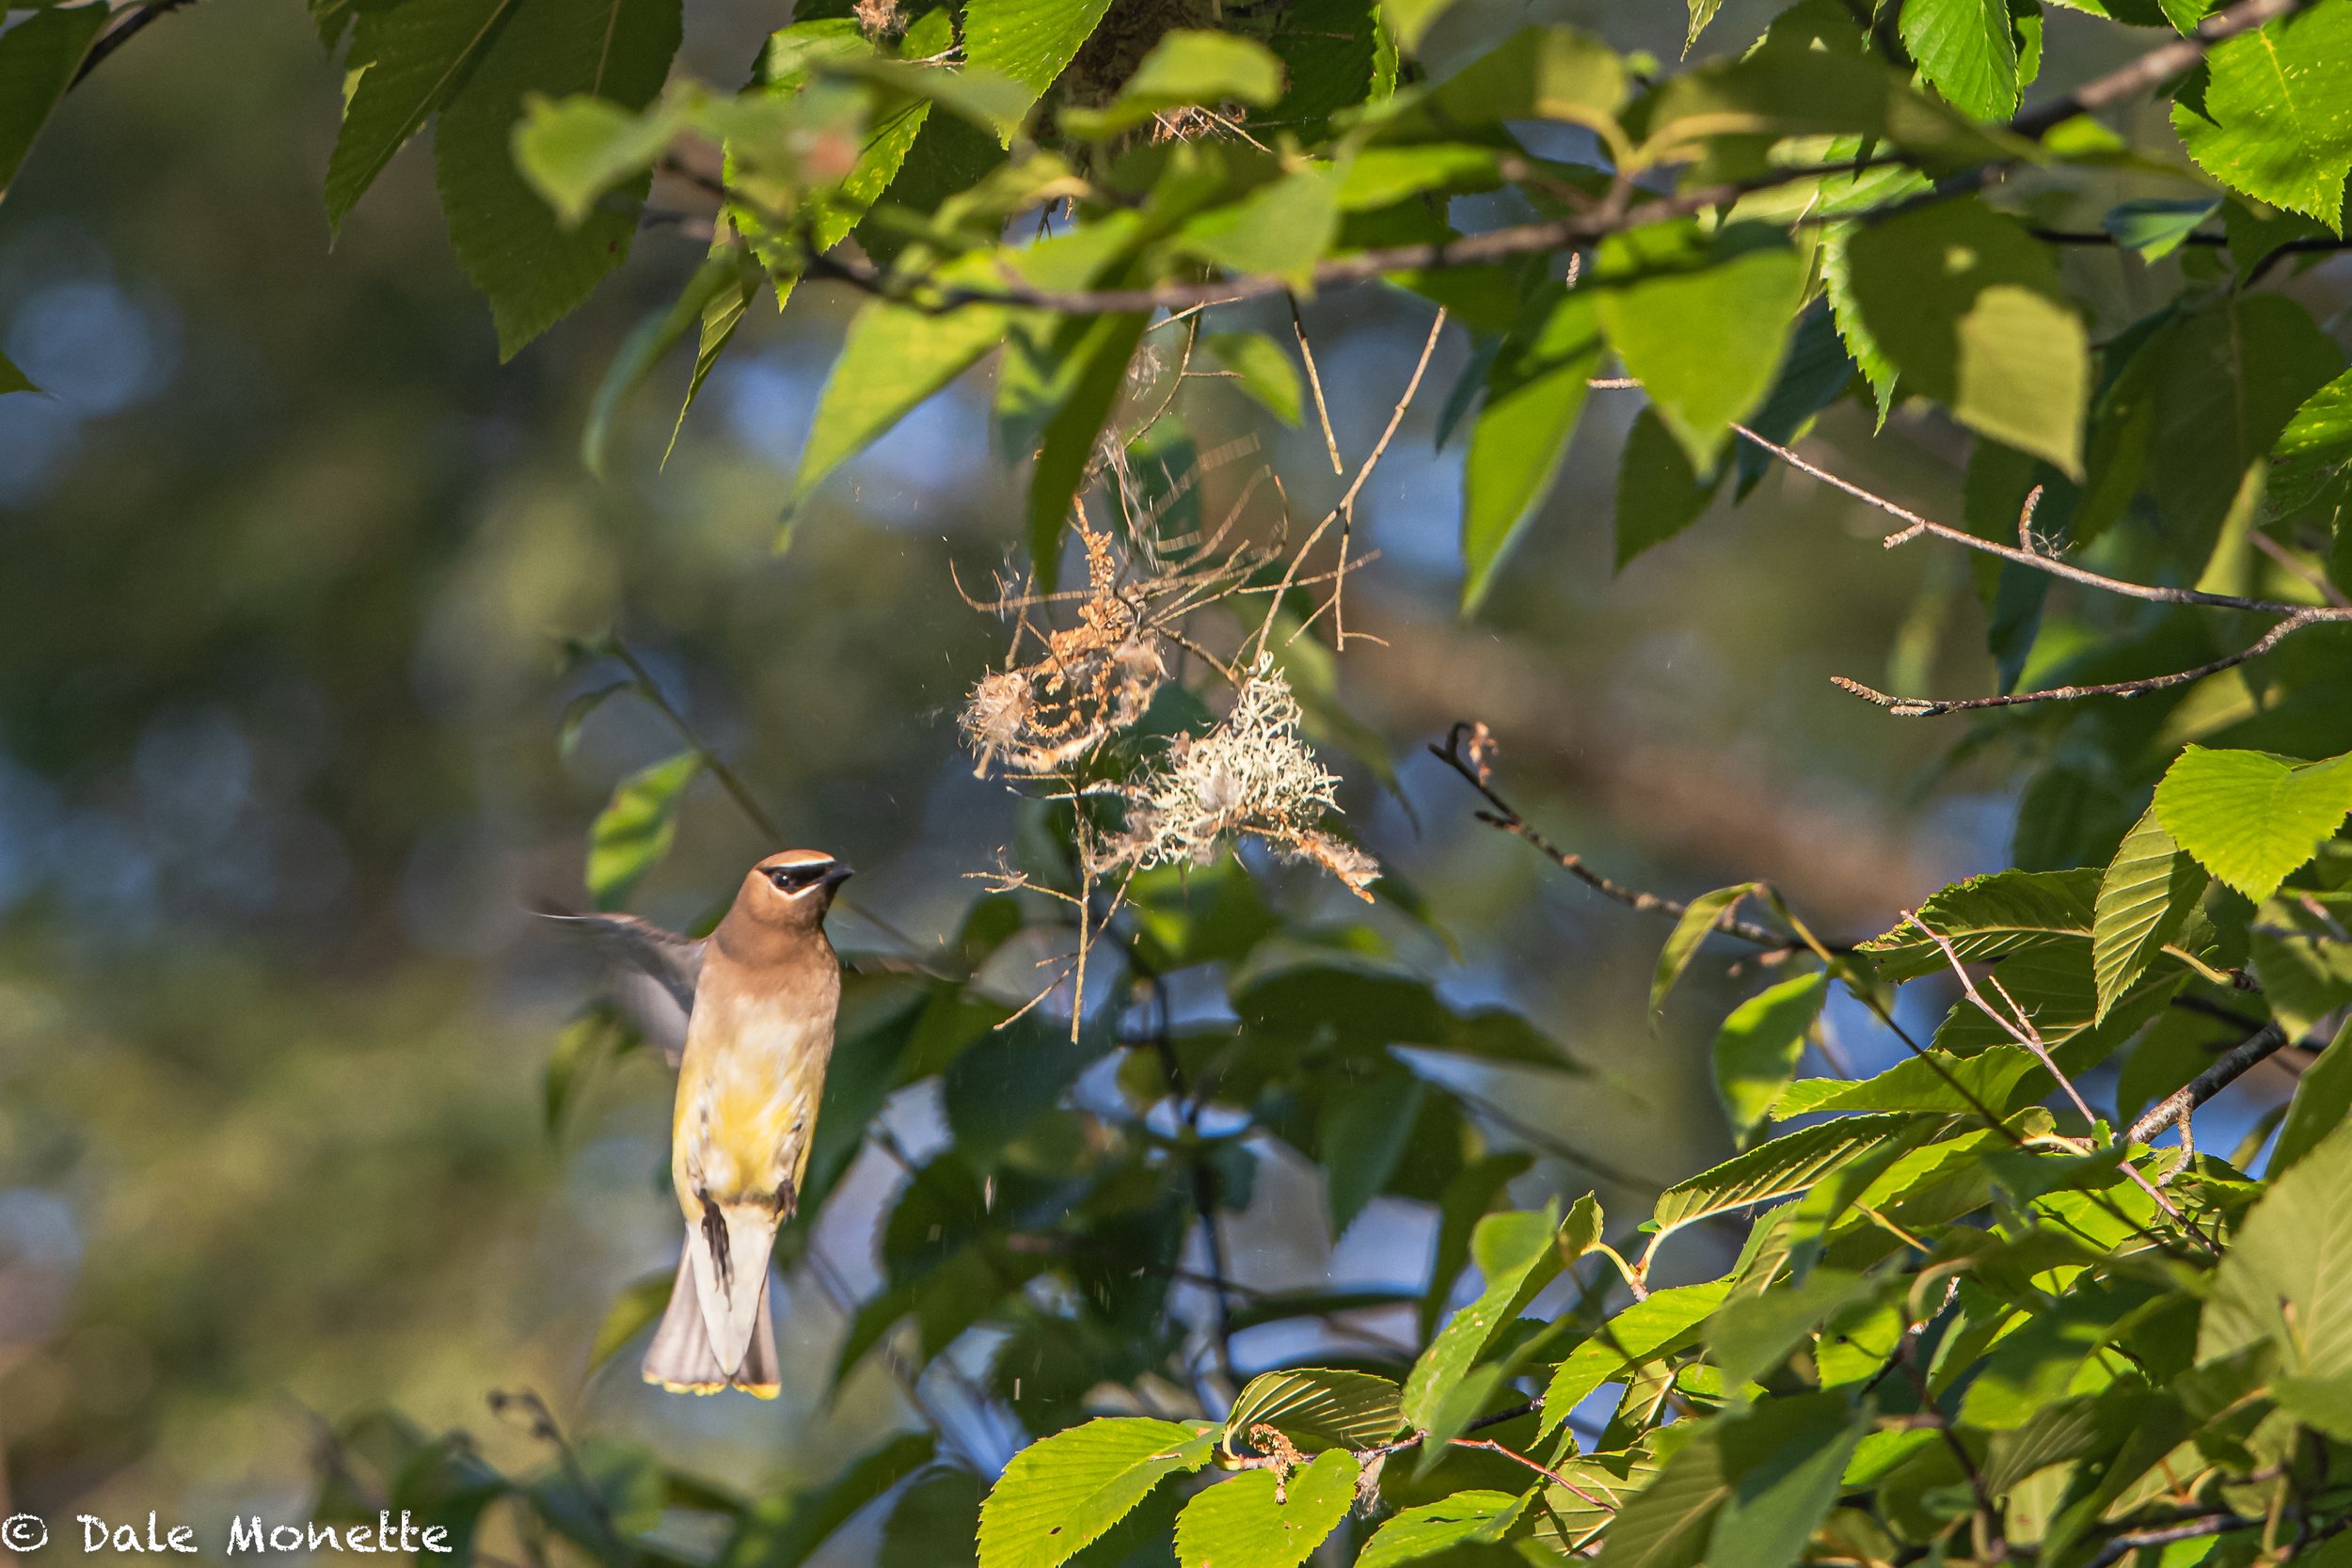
[1832,610,2340,717]
[71,0,203,87]
[2126,1022,2289,1148]
[1428,721,1814,950]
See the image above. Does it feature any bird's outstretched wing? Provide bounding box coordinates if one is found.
[538,911,704,1067]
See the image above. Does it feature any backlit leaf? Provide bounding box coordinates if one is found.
[1358,1491,1522,1568]
[2091,807,2207,1022]
[1899,0,2020,120]
[1402,1204,1565,1429]
[1650,882,1758,1024]
[1223,1369,1402,1454]
[1844,198,2088,476]
[1171,1450,1355,1568]
[585,752,699,909]
[1593,224,1805,472]
[1460,285,1602,613]
[977,1419,1216,1568]
[2154,745,2352,903]
[2172,0,2352,232]
[1710,968,1826,1144]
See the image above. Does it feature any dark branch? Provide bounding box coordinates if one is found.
[72,0,203,87]
[1833,610,2341,719]
[1426,722,1806,951]
[2126,1022,2289,1147]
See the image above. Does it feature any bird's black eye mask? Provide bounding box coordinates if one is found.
[766,863,832,895]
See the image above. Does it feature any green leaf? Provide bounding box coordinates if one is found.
[1711,969,1827,1144]
[962,0,1116,120]
[1860,868,2098,981]
[1177,164,1341,289]
[2200,1120,2352,1437]
[1171,1450,1355,1568]
[1223,1369,1403,1453]
[1540,1279,1734,1433]
[1770,1045,2043,1118]
[0,346,35,398]
[579,251,743,477]
[1821,226,1897,420]
[1843,198,2088,477]
[512,90,686,227]
[2250,893,2352,1040]
[1899,0,2020,119]
[1652,1115,1936,1242]
[1058,31,1285,138]
[663,244,764,466]
[585,752,700,909]
[544,1006,627,1131]
[1591,1423,1729,1568]
[0,3,107,198]
[2172,0,2352,232]
[2154,745,2352,903]
[1732,301,1857,497]
[432,0,681,358]
[1320,1063,1425,1235]
[2085,293,2341,559]
[1593,224,1806,472]
[1705,1270,1879,1389]
[2102,197,2221,260]
[1401,1204,1566,1429]
[1199,332,1301,426]
[1379,0,1453,53]
[1357,1491,1523,1568]
[1708,1394,1870,1568]
[2092,806,2207,1022]
[977,1419,1216,1568]
[1460,286,1603,613]
[2273,1019,2352,1178]
[2273,364,2352,543]
[720,1433,938,1568]
[1615,405,1722,572]
[1420,1151,1534,1340]
[586,1269,674,1371]
[1021,310,1147,585]
[790,285,1011,513]
[1650,882,1758,1025]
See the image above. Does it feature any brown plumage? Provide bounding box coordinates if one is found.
[554,849,851,1397]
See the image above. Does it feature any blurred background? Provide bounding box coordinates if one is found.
[0,0,2339,1553]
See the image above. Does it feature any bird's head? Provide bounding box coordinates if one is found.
[738,848,853,934]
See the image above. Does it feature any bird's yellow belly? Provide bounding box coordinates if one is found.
[671,1005,832,1217]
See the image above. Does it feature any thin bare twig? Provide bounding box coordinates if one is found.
[1427,722,1803,950]
[1833,610,2339,718]
[1291,298,1344,477]
[70,0,204,87]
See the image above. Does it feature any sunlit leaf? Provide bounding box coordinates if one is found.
[1844,198,2088,476]
[2090,807,2208,1023]
[1459,285,1602,614]
[2172,0,2352,232]
[586,752,700,909]
[1171,1450,1355,1568]
[2154,745,2352,903]
[1223,1369,1402,1454]
[1650,882,1758,1024]
[977,1419,1216,1568]
[1710,969,1824,1144]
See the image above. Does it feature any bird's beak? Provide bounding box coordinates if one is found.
[822,864,855,889]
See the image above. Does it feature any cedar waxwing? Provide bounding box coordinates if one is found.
[548,849,852,1397]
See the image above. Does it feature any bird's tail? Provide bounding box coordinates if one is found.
[641,1238,779,1399]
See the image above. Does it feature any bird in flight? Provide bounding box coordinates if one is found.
[548,848,853,1396]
